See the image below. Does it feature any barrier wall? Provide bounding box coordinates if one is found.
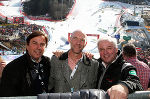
[0,96,37,99]
[0,90,150,99]
[128,91,150,99]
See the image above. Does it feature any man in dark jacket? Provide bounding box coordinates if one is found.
[97,36,143,99]
[0,31,51,97]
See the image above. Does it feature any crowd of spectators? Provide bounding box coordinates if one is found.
[0,23,45,55]
[137,48,150,67]
[0,24,44,40]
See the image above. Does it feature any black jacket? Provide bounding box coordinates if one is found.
[97,50,143,93]
[0,53,50,97]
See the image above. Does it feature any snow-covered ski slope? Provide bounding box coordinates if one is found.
[0,0,145,58]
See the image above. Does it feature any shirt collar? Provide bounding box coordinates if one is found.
[30,57,42,63]
[126,57,137,62]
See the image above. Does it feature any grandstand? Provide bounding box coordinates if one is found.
[0,18,46,55]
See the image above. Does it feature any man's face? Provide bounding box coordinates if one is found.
[98,40,118,66]
[69,31,87,54]
[26,36,46,61]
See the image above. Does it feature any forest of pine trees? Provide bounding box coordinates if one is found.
[23,0,74,20]
[22,0,149,20]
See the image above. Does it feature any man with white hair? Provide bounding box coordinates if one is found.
[97,36,143,99]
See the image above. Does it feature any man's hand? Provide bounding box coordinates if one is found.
[53,50,64,58]
[147,88,150,91]
[107,84,129,99]
[0,61,6,78]
[0,61,6,68]
[84,52,94,59]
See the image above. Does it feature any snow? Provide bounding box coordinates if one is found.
[0,0,147,59]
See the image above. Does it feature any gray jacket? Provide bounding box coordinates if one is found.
[48,51,99,93]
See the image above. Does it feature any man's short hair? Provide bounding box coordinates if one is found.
[70,30,87,43]
[26,31,48,46]
[122,43,136,57]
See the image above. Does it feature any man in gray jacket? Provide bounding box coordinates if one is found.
[48,30,99,93]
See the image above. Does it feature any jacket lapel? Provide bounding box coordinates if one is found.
[62,59,71,86]
[79,55,90,88]
[59,52,91,89]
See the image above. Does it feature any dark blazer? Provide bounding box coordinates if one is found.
[0,53,50,97]
[48,51,99,93]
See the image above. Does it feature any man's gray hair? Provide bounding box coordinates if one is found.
[97,36,117,48]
